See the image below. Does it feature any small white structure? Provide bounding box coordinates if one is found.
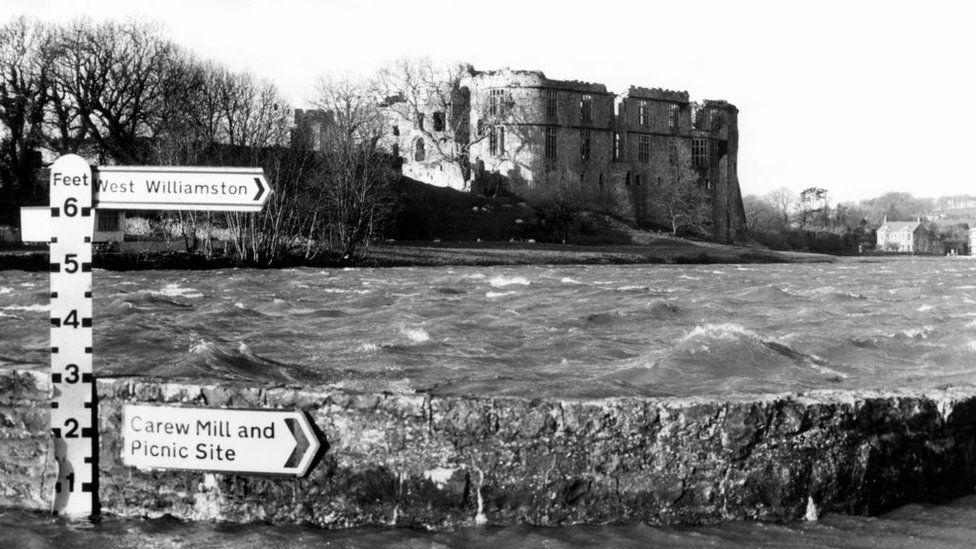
[19,207,125,244]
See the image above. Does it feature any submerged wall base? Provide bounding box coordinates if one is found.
[2,368,976,527]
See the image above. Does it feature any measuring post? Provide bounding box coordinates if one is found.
[48,154,97,518]
[33,155,305,516]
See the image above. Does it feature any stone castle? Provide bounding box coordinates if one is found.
[297,67,747,241]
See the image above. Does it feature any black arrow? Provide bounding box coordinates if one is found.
[253,177,265,202]
[283,417,309,469]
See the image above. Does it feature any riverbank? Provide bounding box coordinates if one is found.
[2,368,975,528]
[0,235,834,271]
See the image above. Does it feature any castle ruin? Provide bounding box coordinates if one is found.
[297,67,748,241]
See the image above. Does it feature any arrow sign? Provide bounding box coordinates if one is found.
[94,166,271,212]
[122,404,320,476]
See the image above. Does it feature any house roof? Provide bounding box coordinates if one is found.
[881,221,921,232]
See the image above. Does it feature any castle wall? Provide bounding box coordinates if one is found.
[380,68,747,240]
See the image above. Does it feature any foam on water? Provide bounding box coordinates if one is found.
[488,275,531,287]
[152,283,203,299]
[1,304,48,312]
[401,327,430,343]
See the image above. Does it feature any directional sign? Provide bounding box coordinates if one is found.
[122,405,320,476]
[94,166,271,212]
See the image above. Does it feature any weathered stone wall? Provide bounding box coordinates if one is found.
[3,368,976,528]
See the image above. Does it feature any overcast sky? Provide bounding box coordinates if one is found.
[4,0,974,203]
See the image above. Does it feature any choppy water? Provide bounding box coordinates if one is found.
[4,256,976,546]
[2,257,976,398]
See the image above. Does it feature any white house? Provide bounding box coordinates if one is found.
[875,217,935,253]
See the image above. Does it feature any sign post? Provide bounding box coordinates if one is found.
[34,155,321,519]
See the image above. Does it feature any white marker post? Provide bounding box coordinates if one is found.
[48,154,97,518]
[122,405,320,476]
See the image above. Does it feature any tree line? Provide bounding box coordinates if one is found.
[0,16,395,265]
[744,187,976,254]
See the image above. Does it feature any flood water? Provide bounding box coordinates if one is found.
[3,256,976,546]
[3,257,976,398]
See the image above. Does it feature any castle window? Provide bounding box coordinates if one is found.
[635,174,642,186]
[599,173,604,190]
[580,129,591,161]
[414,138,425,161]
[432,111,445,132]
[613,133,621,161]
[710,109,723,131]
[580,94,592,124]
[546,90,558,119]
[638,100,648,127]
[668,104,680,129]
[668,141,679,166]
[545,127,557,159]
[392,125,399,136]
[625,172,631,186]
[416,113,425,131]
[489,89,505,116]
[489,126,505,156]
[692,138,708,168]
[638,135,650,163]
[476,119,484,137]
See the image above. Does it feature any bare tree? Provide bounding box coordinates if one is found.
[0,16,53,198]
[377,57,512,186]
[48,18,179,163]
[765,187,798,226]
[310,75,397,261]
[648,139,710,235]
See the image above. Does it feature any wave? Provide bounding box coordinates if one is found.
[0,287,12,295]
[732,286,796,301]
[486,291,517,299]
[142,340,325,384]
[667,323,838,373]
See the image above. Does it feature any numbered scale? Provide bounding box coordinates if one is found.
[48,155,98,518]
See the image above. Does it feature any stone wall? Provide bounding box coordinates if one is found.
[3,368,976,528]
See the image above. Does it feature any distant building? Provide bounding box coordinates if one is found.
[380,67,747,242]
[875,217,936,253]
[292,109,335,152]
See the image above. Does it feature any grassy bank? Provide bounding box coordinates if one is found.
[0,234,833,271]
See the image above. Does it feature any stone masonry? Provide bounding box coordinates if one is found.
[3,368,976,528]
